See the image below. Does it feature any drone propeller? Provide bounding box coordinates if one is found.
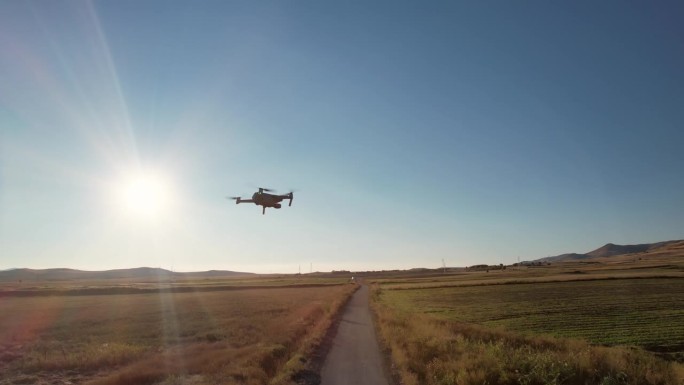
[258,187,275,193]
[226,196,242,204]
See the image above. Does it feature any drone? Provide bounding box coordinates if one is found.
[227,188,294,215]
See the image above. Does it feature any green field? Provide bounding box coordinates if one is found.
[380,278,684,353]
[370,260,684,385]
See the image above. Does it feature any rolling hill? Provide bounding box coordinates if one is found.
[0,267,253,282]
[539,239,684,262]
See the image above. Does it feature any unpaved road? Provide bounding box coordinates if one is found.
[320,285,391,385]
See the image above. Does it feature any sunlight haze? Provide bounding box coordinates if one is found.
[1,1,683,273]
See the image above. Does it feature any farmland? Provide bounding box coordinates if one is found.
[369,258,684,385]
[0,277,357,385]
[379,278,684,353]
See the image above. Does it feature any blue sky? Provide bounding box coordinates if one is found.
[1,1,683,273]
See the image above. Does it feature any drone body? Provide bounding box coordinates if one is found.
[228,188,294,215]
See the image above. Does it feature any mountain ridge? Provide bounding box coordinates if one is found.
[539,239,684,262]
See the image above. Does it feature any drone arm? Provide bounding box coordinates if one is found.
[236,199,254,204]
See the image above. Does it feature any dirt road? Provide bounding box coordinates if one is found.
[320,284,391,385]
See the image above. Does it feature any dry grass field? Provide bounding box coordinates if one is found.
[0,277,357,385]
[369,253,684,385]
[0,273,351,293]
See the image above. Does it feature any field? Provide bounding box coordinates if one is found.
[0,277,357,385]
[369,256,684,385]
[1,247,682,385]
[0,273,351,293]
[379,278,684,354]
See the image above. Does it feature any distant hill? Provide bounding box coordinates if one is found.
[0,267,253,282]
[540,253,592,263]
[585,241,677,258]
[539,239,684,262]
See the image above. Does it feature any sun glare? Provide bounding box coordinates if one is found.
[118,173,171,219]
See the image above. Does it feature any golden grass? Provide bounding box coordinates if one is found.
[0,275,350,294]
[0,282,357,385]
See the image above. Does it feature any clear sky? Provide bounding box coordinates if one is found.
[1,1,683,273]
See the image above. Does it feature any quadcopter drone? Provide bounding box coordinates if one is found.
[227,188,294,215]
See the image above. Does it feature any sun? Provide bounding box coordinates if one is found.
[118,172,172,219]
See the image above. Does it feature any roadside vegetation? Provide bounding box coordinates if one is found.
[0,279,357,385]
[370,274,683,385]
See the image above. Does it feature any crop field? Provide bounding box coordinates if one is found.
[371,263,684,291]
[380,278,684,354]
[0,280,357,385]
[0,275,351,293]
[370,262,684,385]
